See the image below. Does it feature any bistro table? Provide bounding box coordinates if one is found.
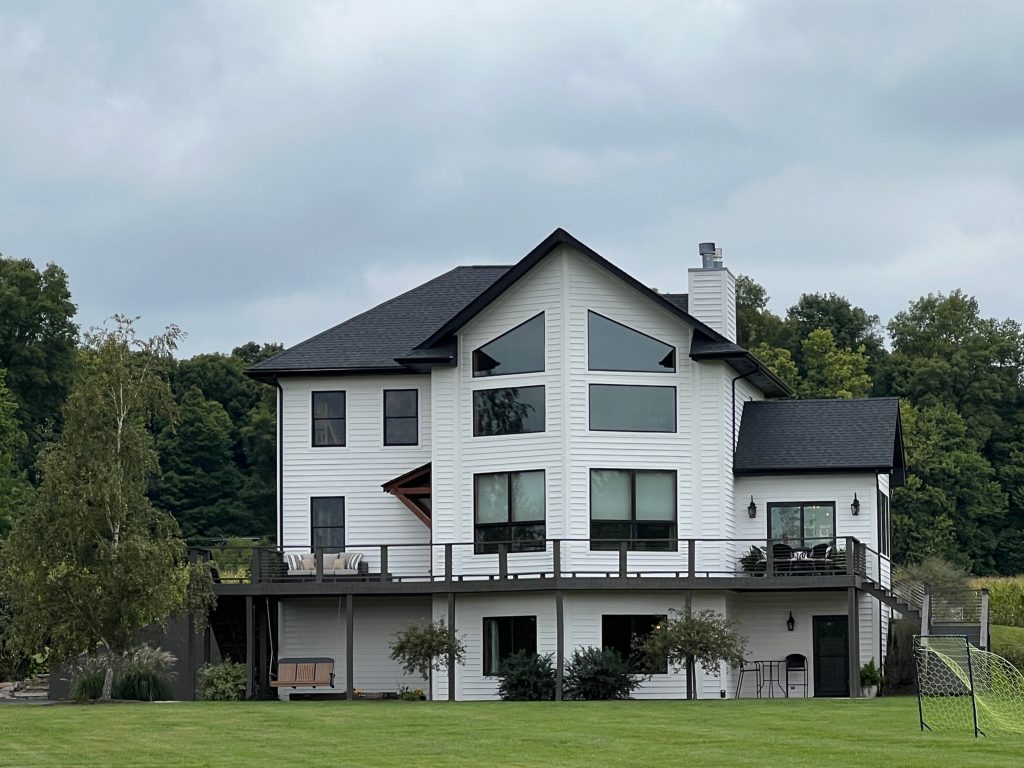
[735,660,789,698]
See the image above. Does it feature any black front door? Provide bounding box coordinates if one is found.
[813,615,849,697]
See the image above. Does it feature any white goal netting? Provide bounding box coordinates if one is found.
[915,634,1024,736]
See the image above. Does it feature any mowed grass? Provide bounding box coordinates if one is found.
[1,697,1021,768]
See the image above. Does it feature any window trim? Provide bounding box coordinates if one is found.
[482,615,538,676]
[587,310,676,373]
[472,312,545,378]
[473,470,546,554]
[383,389,419,446]
[310,496,345,552]
[311,390,346,447]
[588,383,677,433]
[589,468,678,551]
[766,501,836,549]
[472,385,546,437]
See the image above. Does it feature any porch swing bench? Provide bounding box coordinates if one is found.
[270,657,336,689]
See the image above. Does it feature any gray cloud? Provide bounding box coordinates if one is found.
[2,0,1022,355]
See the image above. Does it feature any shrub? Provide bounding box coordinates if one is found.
[563,646,642,700]
[198,661,247,701]
[497,651,555,701]
[70,657,107,701]
[114,645,176,701]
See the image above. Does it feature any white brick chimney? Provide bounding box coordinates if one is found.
[687,242,737,342]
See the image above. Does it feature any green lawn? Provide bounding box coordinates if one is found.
[1,697,1020,767]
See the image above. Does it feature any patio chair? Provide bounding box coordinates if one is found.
[772,543,793,574]
[785,653,808,698]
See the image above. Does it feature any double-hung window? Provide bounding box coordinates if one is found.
[312,391,345,447]
[311,497,345,551]
[384,389,418,446]
[474,471,546,553]
[590,469,677,551]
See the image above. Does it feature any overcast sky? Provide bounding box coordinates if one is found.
[2,1,1022,356]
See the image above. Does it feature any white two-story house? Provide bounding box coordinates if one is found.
[232,228,906,701]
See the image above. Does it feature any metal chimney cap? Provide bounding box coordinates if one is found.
[698,242,717,255]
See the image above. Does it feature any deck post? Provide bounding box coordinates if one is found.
[346,594,355,701]
[258,598,268,698]
[379,545,388,583]
[555,590,564,701]
[848,587,861,697]
[245,596,254,699]
[618,542,628,578]
[447,593,456,701]
[980,589,990,651]
[498,543,508,580]
[687,540,696,577]
[445,544,453,583]
[552,540,561,585]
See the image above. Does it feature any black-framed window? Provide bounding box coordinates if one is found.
[473,313,545,377]
[483,616,537,676]
[877,488,890,556]
[602,614,668,674]
[312,391,345,447]
[768,502,835,549]
[588,311,675,372]
[590,469,677,551]
[473,386,545,436]
[474,471,545,554]
[311,497,345,550]
[384,389,418,446]
[589,384,676,432]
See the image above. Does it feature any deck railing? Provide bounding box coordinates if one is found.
[194,536,873,586]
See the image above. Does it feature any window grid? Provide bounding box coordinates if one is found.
[311,496,345,551]
[311,391,346,447]
[589,469,677,551]
[384,389,418,446]
[474,471,546,554]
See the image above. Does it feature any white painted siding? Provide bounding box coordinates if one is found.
[279,375,432,576]
[278,596,431,697]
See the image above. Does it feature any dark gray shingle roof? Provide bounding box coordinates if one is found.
[734,397,905,483]
[248,266,510,376]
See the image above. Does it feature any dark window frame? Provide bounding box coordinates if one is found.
[602,614,668,674]
[383,389,419,446]
[589,468,678,551]
[587,310,676,373]
[767,501,836,549]
[472,312,545,378]
[311,390,346,447]
[482,615,537,676]
[877,487,890,557]
[472,385,546,437]
[588,384,677,433]
[474,470,546,554]
[311,496,345,552]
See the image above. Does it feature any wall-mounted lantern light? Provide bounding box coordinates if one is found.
[787,611,795,632]
[851,493,861,516]
[747,495,757,519]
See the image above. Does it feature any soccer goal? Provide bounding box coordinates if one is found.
[914,634,1024,737]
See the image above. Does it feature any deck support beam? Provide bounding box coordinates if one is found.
[346,594,355,700]
[848,587,861,698]
[245,595,254,699]
[555,590,564,701]
[447,593,456,701]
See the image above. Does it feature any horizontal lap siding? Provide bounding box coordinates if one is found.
[280,375,431,576]
[278,596,431,696]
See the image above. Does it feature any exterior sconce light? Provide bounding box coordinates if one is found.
[851,493,861,516]
[747,495,757,519]
[787,611,795,632]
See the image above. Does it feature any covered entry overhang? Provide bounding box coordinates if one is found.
[382,463,432,528]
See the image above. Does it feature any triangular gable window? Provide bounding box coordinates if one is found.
[472,313,545,377]
[588,311,675,372]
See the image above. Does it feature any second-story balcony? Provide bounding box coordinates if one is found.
[199,536,889,597]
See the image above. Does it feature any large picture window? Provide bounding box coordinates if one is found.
[311,497,345,550]
[384,389,418,446]
[472,313,545,377]
[590,469,677,551]
[312,391,345,447]
[602,615,667,674]
[589,384,676,432]
[768,502,835,549]
[474,471,545,553]
[483,616,537,676]
[588,311,675,372]
[473,386,545,436]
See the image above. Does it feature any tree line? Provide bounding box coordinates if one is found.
[0,256,279,544]
[3,255,1024,575]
